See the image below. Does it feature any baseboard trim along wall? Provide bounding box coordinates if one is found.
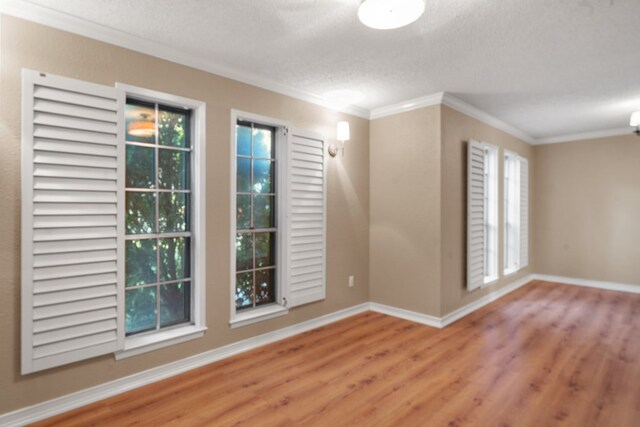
[441,274,536,326]
[369,302,443,328]
[370,274,535,329]
[0,303,370,427]
[3,273,638,425]
[533,274,640,294]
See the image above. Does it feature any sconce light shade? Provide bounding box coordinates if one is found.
[337,121,350,142]
[630,111,640,127]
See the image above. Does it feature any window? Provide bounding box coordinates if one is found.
[230,110,327,328]
[117,85,207,357]
[21,70,208,373]
[467,140,498,291]
[124,99,193,335]
[235,121,278,310]
[483,145,498,283]
[504,151,528,274]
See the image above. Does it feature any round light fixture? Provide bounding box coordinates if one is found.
[358,0,425,30]
[128,113,156,138]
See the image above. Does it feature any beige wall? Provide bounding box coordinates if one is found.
[533,135,640,286]
[369,106,442,315]
[0,16,370,414]
[440,106,534,314]
[369,105,535,318]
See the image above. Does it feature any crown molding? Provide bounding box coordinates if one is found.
[1,1,631,144]
[533,127,632,145]
[0,1,370,119]
[369,92,445,119]
[369,91,536,144]
[440,93,537,144]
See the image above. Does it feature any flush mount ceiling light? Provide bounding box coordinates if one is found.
[358,0,425,30]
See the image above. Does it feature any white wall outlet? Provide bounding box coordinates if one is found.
[348,275,355,288]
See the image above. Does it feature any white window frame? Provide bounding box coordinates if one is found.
[483,144,499,286]
[503,151,521,276]
[115,84,207,359]
[229,110,289,328]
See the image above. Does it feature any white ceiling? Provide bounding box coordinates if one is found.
[13,0,640,140]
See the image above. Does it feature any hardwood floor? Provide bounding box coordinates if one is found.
[35,280,640,427]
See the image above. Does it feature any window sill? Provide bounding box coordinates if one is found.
[115,324,207,360]
[483,276,499,287]
[503,267,520,277]
[230,304,289,329]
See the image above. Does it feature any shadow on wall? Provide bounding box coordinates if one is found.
[332,155,367,248]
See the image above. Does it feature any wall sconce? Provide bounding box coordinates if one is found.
[328,121,350,157]
[630,111,640,136]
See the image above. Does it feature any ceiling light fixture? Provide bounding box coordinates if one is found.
[358,0,425,30]
[630,111,640,136]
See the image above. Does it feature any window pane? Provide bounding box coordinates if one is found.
[237,125,251,156]
[236,233,253,271]
[126,145,155,188]
[160,282,191,327]
[253,128,273,159]
[126,192,156,235]
[159,237,190,282]
[237,158,251,193]
[125,287,157,334]
[236,272,253,309]
[253,159,273,194]
[159,109,187,147]
[125,103,155,144]
[255,269,275,306]
[159,149,189,190]
[126,239,157,287]
[237,195,251,230]
[255,232,275,268]
[159,192,189,233]
[253,195,275,229]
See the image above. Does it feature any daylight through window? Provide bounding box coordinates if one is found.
[235,121,277,310]
[124,99,193,335]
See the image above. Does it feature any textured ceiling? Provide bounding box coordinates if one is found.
[18,0,640,139]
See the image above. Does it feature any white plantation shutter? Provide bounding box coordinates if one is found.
[519,157,529,268]
[467,140,485,291]
[286,130,326,307]
[21,70,124,374]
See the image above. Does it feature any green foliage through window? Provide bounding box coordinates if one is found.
[235,121,277,310]
[124,99,193,335]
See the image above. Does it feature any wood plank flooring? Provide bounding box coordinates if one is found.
[35,281,640,426]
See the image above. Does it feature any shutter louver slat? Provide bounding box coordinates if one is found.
[33,308,117,333]
[467,140,485,291]
[520,158,529,268]
[22,70,124,374]
[33,272,117,293]
[286,132,326,307]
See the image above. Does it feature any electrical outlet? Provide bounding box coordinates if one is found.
[348,275,355,288]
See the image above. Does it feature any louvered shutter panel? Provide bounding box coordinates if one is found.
[467,140,485,291]
[21,70,124,374]
[286,131,326,307]
[519,157,529,268]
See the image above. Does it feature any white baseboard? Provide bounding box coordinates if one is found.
[4,273,637,425]
[0,303,370,427]
[370,274,535,329]
[441,274,535,327]
[369,302,443,328]
[533,274,640,294]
